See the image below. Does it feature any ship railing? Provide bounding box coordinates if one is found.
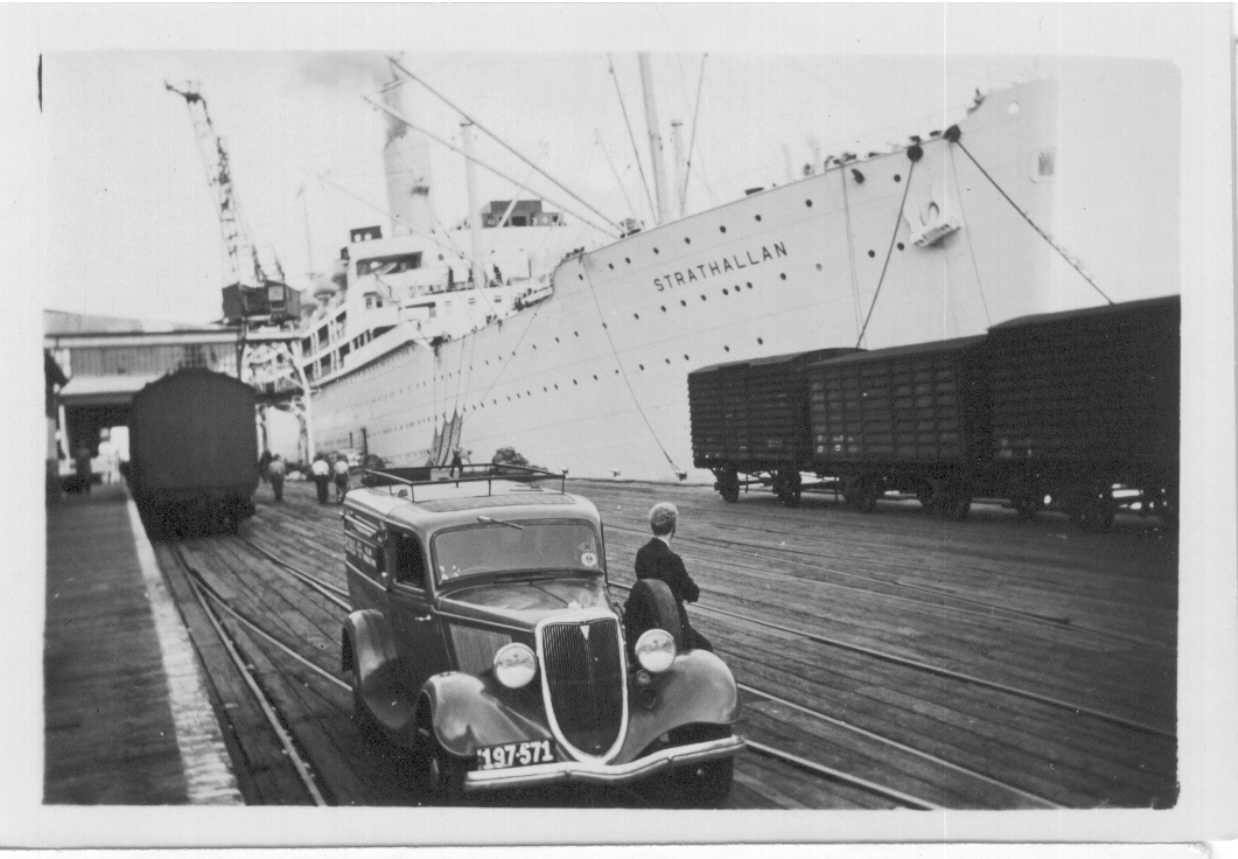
[360,462,566,501]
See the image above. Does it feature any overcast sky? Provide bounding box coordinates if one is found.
[22,4,1226,326]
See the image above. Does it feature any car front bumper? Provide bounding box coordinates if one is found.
[464,735,744,791]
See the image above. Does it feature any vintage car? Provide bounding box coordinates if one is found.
[340,465,743,804]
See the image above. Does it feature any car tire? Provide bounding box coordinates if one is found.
[676,757,734,808]
[416,712,467,804]
[350,655,381,741]
[624,579,684,654]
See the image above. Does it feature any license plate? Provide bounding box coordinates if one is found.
[476,739,555,770]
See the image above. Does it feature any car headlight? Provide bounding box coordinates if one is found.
[634,628,676,674]
[493,642,537,689]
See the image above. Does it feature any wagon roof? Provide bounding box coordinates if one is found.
[805,334,986,368]
[690,346,860,377]
[987,294,1180,332]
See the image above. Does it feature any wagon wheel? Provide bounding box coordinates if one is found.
[941,491,972,521]
[1009,477,1044,519]
[846,475,879,513]
[914,481,935,510]
[716,468,740,503]
[774,469,802,507]
[623,579,684,657]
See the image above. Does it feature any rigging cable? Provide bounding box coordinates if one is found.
[607,54,657,226]
[952,134,1113,305]
[578,262,684,477]
[948,146,992,328]
[838,163,864,339]
[855,154,918,348]
[680,53,708,208]
[595,129,638,220]
[387,58,621,235]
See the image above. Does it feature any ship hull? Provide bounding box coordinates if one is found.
[312,64,1179,480]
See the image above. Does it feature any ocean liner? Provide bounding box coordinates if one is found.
[301,59,1180,481]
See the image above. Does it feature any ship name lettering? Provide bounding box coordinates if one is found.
[649,241,788,291]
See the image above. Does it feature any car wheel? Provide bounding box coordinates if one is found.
[623,579,684,654]
[676,757,734,808]
[419,724,467,803]
[349,655,381,740]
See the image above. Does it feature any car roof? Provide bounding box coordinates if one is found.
[345,480,601,533]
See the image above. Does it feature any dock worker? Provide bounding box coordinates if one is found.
[333,453,350,503]
[634,502,712,652]
[311,454,330,504]
[266,454,285,503]
[73,445,93,495]
[448,446,465,478]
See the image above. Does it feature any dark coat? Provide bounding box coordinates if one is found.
[634,538,710,651]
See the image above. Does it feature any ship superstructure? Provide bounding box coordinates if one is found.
[306,60,1180,480]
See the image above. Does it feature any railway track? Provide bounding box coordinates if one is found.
[168,530,927,808]
[202,477,1176,808]
[232,528,1058,809]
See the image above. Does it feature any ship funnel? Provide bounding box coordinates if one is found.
[381,77,433,236]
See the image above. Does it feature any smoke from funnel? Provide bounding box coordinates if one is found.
[381,77,433,237]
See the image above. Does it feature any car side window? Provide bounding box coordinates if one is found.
[388,530,427,589]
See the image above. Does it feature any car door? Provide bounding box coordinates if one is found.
[385,528,451,692]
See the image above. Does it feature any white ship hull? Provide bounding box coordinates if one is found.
[311,65,1180,481]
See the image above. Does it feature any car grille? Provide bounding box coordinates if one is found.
[539,617,625,758]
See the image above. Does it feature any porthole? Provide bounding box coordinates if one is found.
[779,273,787,281]
[682,354,689,361]
[755,214,763,222]
[723,345,731,352]
[532,344,537,350]
[805,199,813,207]
[554,383,560,390]
[592,374,598,381]
[633,313,640,320]
[614,369,620,375]
[684,237,691,244]
[897,242,905,251]
[639,363,645,371]
[719,225,727,234]
[660,305,667,312]
[757,337,764,345]
[555,336,560,343]
[625,256,631,264]
[602,322,608,329]
[543,386,548,392]
[680,299,687,307]
[664,357,671,364]
[867,250,876,258]
[700,294,707,301]
[815,263,823,271]
[746,281,753,289]
[893,174,902,183]
[608,263,614,270]
[578,274,583,281]
[653,247,660,255]
[722,288,729,295]
[574,331,579,337]
[572,379,578,385]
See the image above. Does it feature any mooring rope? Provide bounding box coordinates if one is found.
[855,155,918,347]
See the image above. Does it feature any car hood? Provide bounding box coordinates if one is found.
[439,576,613,626]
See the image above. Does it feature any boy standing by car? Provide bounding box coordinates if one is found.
[634,502,712,652]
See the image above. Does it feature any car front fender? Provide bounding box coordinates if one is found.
[343,609,414,735]
[616,649,740,762]
[420,673,554,759]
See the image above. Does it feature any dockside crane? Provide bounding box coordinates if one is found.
[166,80,316,462]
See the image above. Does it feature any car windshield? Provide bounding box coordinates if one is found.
[433,519,602,583]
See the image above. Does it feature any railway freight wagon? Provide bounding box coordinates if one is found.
[688,348,857,505]
[128,368,259,537]
[983,295,1180,529]
[805,336,990,519]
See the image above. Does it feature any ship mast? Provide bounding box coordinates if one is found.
[637,53,671,226]
[460,120,485,289]
[670,119,687,218]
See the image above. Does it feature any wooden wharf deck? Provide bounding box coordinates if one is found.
[161,474,1176,809]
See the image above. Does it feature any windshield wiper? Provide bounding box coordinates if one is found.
[476,515,524,530]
